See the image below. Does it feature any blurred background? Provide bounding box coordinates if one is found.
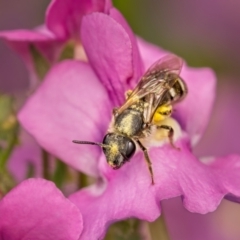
[1,0,240,239]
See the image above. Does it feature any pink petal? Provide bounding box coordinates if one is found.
[18,60,112,176]
[0,178,82,240]
[137,37,169,69]
[163,197,240,240]
[0,28,56,41]
[0,26,62,61]
[195,78,240,158]
[0,26,63,77]
[69,139,240,239]
[81,12,142,106]
[46,0,112,39]
[8,129,42,182]
[109,8,144,87]
[175,66,216,145]
[137,37,217,144]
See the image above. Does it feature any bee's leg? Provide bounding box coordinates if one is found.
[136,140,154,185]
[125,90,132,99]
[157,125,180,150]
[145,93,154,124]
[112,107,120,117]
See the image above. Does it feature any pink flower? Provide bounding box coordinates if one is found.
[17,11,240,239]
[0,0,113,181]
[0,0,112,85]
[0,178,82,239]
[18,11,216,176]
[46,0,112,39]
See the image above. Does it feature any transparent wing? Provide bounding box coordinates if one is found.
[117,54,183,120]
[144,54,183,77]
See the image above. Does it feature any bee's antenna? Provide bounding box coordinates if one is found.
[72,140,110,149]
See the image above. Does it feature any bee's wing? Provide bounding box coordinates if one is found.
[117,55,183,117]
[145,54,183,78]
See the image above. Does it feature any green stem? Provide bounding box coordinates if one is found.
[42,149,51,180]
[0,170,16,198]
[78,172,89,188]
[0,124,19,169]
[30,44,50,80]
[26,162,35,178]
[52,159,67,188]
[148,214,170,240]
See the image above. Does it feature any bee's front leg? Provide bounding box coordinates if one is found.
[156,125,180,150]
[136,139,155,185]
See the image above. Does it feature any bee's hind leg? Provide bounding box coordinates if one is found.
[136,140,154,185]
[157,125,180,150]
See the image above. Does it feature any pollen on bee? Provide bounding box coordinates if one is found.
[109,143,119,155]
[142,117,182,148]
[152,104,172,124]
[107,143,120,163]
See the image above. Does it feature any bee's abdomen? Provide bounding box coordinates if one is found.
[114,109,143,137]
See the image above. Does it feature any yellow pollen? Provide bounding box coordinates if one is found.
[109,143,119,155]
[153,104,172,124]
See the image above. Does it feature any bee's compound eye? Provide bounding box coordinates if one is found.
[102,134,110,145]
[125,140,136,159]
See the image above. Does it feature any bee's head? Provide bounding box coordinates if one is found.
[102,133,136,169]
[72,133,136,170]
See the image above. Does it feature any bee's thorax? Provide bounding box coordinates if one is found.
[114,108,144,137]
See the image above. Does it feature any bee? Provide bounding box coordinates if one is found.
[73,55,187,184]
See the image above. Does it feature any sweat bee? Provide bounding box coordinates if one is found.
[73,55,187,184]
